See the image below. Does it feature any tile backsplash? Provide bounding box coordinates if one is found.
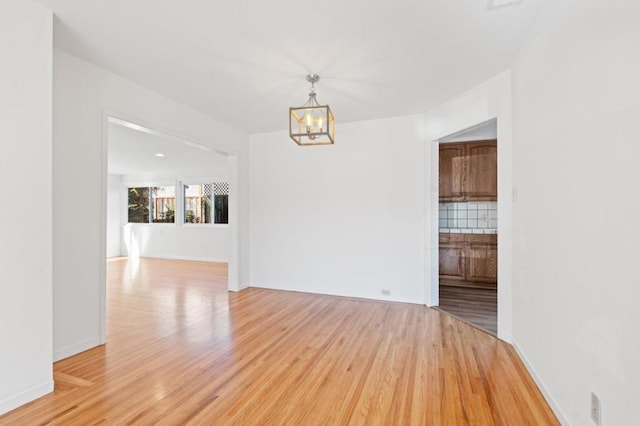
[439,201,498,234]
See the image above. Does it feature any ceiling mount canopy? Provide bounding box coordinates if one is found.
[289,74,335,146]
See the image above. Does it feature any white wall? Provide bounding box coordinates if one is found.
[423,72,513,342]
[122,225,229,262]
[53,49,250,361]
[250,115,425,304]
[0,0,53,414]
[106,174,122,257]
[511,0,640,424]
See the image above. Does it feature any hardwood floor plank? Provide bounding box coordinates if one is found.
[438,285,498,335]
[0,258,557,425]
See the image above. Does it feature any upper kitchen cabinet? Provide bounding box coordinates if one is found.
[466,141,497,200]
[439,140,497,202]
[439,144,466,201]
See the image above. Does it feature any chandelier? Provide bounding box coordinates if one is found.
[289,74,335,146]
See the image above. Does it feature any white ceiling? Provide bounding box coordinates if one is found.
[35,0,544,134]
[108,118,228,178]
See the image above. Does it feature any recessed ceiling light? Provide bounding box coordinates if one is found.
[488,0,524,10]
[155,153,165,157]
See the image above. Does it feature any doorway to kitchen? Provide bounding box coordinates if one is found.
[436,120,498,335]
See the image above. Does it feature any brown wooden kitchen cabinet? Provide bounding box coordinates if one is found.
[439,144,466,201]
[439,140,497,202]
[439,233,497,289]
[438,234,465,280]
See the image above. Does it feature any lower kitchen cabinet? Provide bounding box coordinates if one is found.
[439,233,497,289]
[439,243,465,281]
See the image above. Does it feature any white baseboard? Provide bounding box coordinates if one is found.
[512,341,569,425]
[156,255,228,263]
[125,254,229,263]
[249,283,423,305]
[53,336,102,362]
[0,380,54,416]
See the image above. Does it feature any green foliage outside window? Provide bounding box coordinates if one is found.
[128,187,150,223]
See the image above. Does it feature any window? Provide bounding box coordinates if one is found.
[184,182,228,224]
[127,186,175,223]
[128,187,150,223]
[151,186,176,223]
[213,182,229,224]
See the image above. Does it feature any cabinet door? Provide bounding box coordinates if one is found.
[439,144,466,201]
[467,243,497,285]
[439,243,466,281]
[466,141,497,201]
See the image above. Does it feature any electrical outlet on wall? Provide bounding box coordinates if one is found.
[591,392,601,425]
[381,289,391,296]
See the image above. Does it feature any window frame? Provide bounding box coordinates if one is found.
[123,178,229,227]
[124,181,177,226]
[150,185,177,224]
[180,177,229,227]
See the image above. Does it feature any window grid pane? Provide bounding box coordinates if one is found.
[213,182,229,224]
[184,182,228,224]
[128,187,150,223]
[184,184,212,224]
[152,186,176,223]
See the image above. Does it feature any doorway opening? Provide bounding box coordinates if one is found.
[101,115,240,343]
[435,119,498,335]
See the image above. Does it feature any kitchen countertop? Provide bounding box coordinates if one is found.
[439,228,497,234]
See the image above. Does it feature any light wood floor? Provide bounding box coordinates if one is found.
[438,284,498,335]
[0,258,557,425]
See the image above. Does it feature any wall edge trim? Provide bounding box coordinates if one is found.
[53,337,102,362]
[0,380,54,416]
[512,341,569,425]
